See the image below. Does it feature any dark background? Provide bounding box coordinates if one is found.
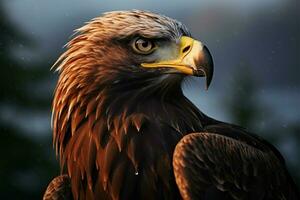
[0,0,299,199]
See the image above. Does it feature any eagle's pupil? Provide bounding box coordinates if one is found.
[142,41,148,48]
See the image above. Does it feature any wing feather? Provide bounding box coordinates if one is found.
[43,175,72,200]
[173,132,298,200]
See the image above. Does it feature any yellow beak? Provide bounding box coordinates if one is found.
[141,36,214,89]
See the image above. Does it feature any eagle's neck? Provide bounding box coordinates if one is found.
[106,76,184,113]
[104,74,204,126]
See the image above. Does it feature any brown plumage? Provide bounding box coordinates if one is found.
[44,10,299,200]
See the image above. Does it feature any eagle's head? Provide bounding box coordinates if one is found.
[52,10,214,199]
[54,10,213,99]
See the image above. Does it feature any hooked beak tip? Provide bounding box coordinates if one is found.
[193,45,214,90]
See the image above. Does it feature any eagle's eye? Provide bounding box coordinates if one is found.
[132,37,156,54]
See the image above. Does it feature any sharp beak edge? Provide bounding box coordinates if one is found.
[141,36,214,89]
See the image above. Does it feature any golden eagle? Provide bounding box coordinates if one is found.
[43,10,299,200]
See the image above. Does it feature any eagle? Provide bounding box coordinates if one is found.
[43,10,299,200]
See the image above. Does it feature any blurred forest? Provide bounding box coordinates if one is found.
[0,2,58,199]
[0,1,299,199]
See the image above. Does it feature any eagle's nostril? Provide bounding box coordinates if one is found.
[182,45,191,54]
